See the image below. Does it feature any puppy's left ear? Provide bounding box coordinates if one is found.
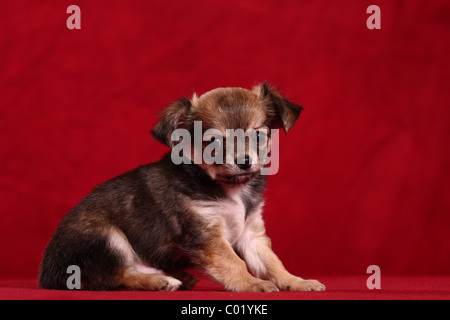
[253,82,303,133]
[151,97,192,146]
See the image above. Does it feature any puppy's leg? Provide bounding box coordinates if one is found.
[197,229,279,292]
[107,227,182,291]
[236,209,325,291]
[116,268,182,291]
[244,240,325,291]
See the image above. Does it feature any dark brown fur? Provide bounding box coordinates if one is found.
[40,155,225,289]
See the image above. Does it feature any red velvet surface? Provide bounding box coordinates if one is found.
[0,0,449,287]
[1,276,450,300]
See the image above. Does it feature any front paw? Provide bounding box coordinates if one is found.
[233,279,279,292]
[249,279,280,292]
[284,278,326,291]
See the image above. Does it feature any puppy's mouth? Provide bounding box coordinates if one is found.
[216,172,258,185]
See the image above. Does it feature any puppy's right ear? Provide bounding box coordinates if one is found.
[151,97,192,146]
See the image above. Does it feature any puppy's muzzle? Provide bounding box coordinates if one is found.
[236,156,251,170]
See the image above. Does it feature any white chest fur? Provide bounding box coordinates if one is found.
[192,191,247,245]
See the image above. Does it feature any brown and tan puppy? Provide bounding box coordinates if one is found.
[39,83,325,292]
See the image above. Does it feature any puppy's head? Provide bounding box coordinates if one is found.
[152,82,303,187]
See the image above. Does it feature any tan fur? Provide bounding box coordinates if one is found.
[115,268,182,291]
[198,225,278,292]
[192,87,269,132]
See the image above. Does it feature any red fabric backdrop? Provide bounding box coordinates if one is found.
[0,0,449,279]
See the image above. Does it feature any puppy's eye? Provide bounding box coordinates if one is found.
[205,136,222,147]
[256,131,267,145]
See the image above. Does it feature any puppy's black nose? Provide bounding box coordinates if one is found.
[236,156,251,170]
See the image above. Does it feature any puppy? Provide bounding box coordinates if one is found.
[39,83,325,292]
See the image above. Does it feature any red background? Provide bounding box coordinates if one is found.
[0,0,449,280]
